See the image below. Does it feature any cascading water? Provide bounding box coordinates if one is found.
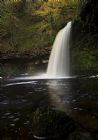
[47,21,72,78]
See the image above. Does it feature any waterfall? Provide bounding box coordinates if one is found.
[47,21,72,78]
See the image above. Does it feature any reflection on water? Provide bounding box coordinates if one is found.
[47,80,71,113]
[48,78,98,134]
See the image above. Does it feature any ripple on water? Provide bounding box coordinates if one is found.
[13,118,20,122]
[0,100,9,105]
[10,124,15,127]
[4,112,11,116]
[8,115,15,119]
[24,121,30,125]
[73,107,84,111]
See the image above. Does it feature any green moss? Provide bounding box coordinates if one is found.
[71,32,98,74]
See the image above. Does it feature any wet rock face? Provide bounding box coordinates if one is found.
[71,0,98,42]
[78,0,98,33]
[70,0,98,74]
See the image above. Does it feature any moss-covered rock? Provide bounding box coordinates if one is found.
[32,107,76,139]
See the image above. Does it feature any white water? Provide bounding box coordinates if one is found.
[47,21,72,78]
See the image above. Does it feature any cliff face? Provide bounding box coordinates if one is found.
[78,0,98,33]
[71,0,98,75]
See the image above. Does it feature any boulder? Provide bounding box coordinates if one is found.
[32,107,76,139]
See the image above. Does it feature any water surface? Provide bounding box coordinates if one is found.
[0,62,98,139]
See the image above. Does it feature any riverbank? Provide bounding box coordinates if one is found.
[0,48,50,64]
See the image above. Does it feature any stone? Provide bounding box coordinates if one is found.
[32,107,76,139]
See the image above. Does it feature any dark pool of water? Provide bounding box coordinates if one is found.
[1,77,98,139]
[0,62,98,140]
